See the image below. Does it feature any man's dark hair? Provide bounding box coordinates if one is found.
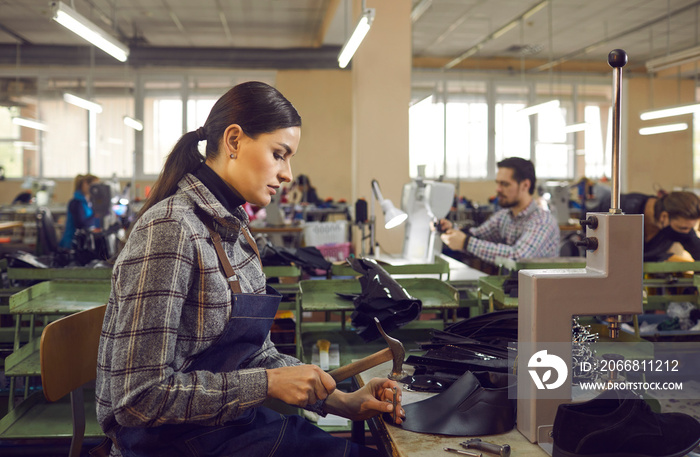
[497,157,536,195]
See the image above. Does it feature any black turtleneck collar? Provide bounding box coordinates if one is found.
[194,163,245,214]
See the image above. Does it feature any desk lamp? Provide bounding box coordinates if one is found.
[368,179,407,255]
[516,49,644,452]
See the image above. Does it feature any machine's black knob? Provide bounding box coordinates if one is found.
[579,215,598,230]
[575,237,599,251]
[608,49,628,68]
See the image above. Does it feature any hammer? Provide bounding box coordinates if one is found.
[461,439,510,457]
[327,317,405,382]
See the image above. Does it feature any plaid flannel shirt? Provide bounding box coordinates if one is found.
[465,199,560,264]
[96,174,313,451]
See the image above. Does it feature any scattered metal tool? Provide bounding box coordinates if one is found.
[461,438,511,457]
[327,317,405,382]
[444,447,481,456]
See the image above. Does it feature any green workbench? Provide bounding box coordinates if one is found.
[5,280,111,414]
[481,260,700,312]
[328,255,451,279]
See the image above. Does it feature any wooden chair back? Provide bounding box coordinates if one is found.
[40,304,106,401]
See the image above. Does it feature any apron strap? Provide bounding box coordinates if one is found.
[205,225,242,294]
[199,212,263,295]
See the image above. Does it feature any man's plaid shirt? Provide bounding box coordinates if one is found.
[465,199,560,264]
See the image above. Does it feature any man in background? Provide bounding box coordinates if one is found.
[439,157,560,264]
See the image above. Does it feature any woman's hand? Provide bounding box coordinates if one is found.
[323,378,405,424]
[267,365,336,407]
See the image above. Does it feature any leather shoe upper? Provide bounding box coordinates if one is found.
[552,389,700,457]
[393,370,515,436]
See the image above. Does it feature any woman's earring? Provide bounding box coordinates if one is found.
[230,153,236,159]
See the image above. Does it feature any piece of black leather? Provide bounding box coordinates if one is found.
[390,371,516,436]
[346,257,422,342]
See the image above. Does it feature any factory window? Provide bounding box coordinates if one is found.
[409,95,445,178]
[446,101,488,179]
[144,97,183,175]
[410,77,612,182]
[494,102,530,163]
[40,98,88,178]
[534,103,569,179]
[583,105,610,179]
[92,96,135,178]
[0,107,23,178]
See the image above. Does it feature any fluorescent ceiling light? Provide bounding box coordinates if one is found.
[443,0,547,70]
[12,117,47,131]
[123,116,144,131]
[13,141,37,149]
[338,8,375,69]
[51,1,129,62]
[64,93,103,113]
[411,0,433,23]
[639,123,688,136]
[518,100,560,116]
[564,122,588,133]
[646,45,700,73]
[640,103,700,120]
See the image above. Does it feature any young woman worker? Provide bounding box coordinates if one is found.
[96,81,403,456]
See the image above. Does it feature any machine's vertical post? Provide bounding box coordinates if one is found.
[609,49,627,214]
[517,49,643,448]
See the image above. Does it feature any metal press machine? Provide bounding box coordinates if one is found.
[516,50,644,451]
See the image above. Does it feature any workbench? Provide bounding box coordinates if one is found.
[356,361,549,457]
[479,259,700,314]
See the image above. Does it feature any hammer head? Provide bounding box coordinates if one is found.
[373,317,405,380]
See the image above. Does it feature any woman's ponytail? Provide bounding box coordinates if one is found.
[134,130,204,222]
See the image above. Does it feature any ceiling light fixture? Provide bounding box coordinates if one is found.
[639,123,688,135]
[411,0,433,23]
[645,45,700,73]
[64,93,103,113]
[639,103,700,120]
[12,116,48,131]
[518,100,560,116]
[444,0,548,70]
[51,1,129,62]
[337,6,375,69]
[123,116,144,131]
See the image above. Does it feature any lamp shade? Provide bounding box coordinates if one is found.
[381,200,408,229]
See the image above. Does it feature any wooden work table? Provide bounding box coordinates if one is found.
[356,361,549,457]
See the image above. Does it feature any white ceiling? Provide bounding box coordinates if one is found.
[0,0,700,72]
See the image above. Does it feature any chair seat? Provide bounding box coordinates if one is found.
[0,390,103,440]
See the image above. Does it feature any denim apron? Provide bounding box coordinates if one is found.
[113,221,373,457]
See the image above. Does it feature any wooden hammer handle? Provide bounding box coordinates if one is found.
[327,347,394,382]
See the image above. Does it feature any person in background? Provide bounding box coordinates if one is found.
[439,157,560,264]
[589,190,700,262]
[59,173,100,249]
[288,173,321,205]
[96,81,402,457]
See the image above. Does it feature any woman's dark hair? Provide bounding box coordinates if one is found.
[135,81,301,222]
[74,173,99,192]
[653,191,700,221]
